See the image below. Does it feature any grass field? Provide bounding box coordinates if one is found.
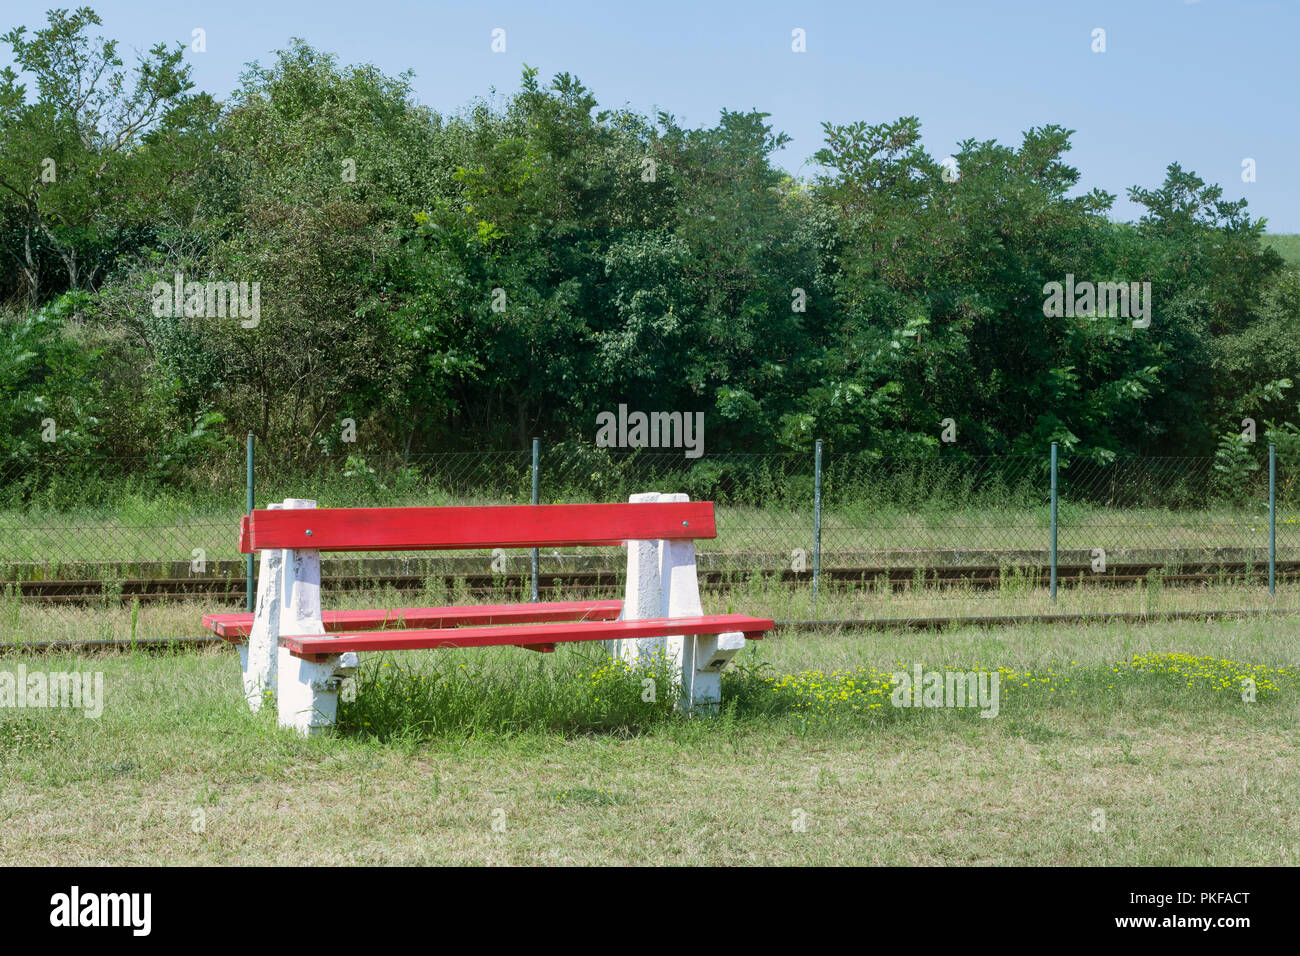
[1265,233,1300,266]
[1,594,1297,865]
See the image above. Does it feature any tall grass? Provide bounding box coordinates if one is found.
[338,648,682,741]
[331,640,1300,744]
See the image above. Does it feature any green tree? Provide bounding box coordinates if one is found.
[0,7,200,303]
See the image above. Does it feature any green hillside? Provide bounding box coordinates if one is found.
[1264,234,1300,266]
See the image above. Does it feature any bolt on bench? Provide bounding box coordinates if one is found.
[202,493,774,734]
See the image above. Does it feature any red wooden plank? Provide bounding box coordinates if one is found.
[280,614,774,658]
[240,501,715,553]
[202,600,623,641]
[202,613,244,639]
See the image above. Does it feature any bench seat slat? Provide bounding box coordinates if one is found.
[239,501,716,553]
[280,614,774,658]
[202,600,623,641]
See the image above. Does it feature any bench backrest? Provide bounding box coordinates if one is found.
[238,501,717,553]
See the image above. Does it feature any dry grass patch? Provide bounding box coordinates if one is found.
[1,613,1297,865]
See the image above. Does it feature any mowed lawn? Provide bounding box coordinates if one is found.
[1,605,1298,866]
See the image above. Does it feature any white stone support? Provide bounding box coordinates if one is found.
[657,493,745,713]
[276,649,359,737]
[271,498,359,735]
[241,498,357,735]
[241,502,285,711]
[611,491,666,665]
[612,492,745,714]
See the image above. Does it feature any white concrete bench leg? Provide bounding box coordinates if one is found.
[270,498,359,736]
[613,492,743,714]
[611,491,666,666]
[658,493,744,714]
[242,502,285,712]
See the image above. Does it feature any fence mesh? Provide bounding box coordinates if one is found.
[0,444,1294,620]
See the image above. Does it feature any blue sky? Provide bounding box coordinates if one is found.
[6,0,1297,230]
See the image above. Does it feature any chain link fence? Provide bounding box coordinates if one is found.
[1,442,1295,618]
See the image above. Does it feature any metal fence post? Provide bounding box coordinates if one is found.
[1269,442,1276,596]
[1049,441,1058,602]
[245,432,255,612]
[531,437,540,603]
[813,439,822,617]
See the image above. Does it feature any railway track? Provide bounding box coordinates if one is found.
[6,560,1298,604]
[3,607,1296,652]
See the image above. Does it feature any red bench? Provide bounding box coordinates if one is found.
[204,493,773,734]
